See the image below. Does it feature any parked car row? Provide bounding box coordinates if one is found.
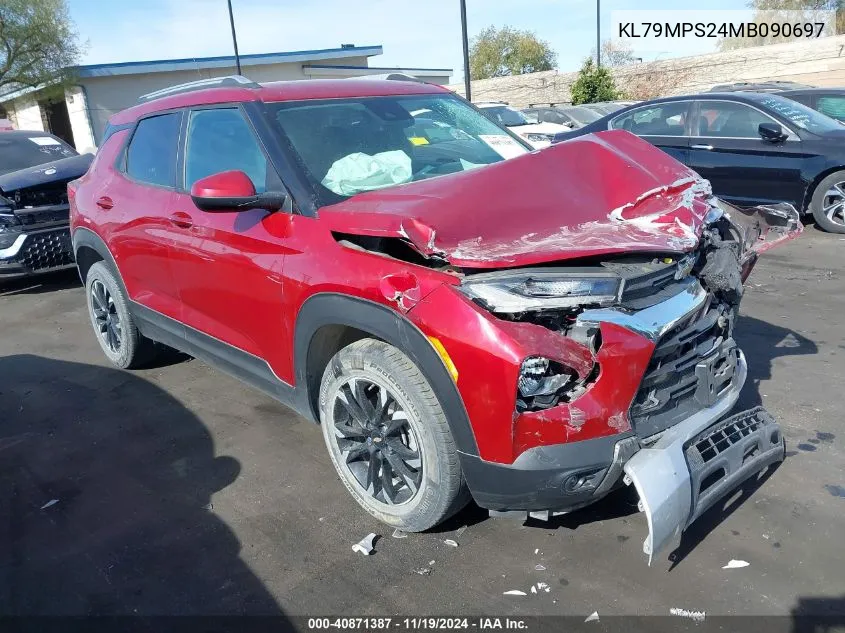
[552,90,845,233]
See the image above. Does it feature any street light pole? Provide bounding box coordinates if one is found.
[460,0,472,102]
[596,0,601,67]
[227,0,242,75]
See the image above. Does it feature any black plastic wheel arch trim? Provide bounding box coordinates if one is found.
[71,227,128,294]
[294,292,480,456]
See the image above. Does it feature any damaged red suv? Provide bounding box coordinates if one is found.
[70,76,801,562]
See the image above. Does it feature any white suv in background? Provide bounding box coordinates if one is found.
[475,102,569,148]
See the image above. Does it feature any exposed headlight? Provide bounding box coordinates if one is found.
[460,272,622,313]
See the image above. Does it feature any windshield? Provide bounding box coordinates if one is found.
[479,105,531,127]
[0,134,77,175]
[270,94,530,206]
[564,106,602,125]
[755,94,843,134]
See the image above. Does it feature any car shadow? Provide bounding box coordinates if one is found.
[791,595,845,632]
[0,269,81,296]
[734,313,818,411]
[0,354,289,619]
[667,461,781,571]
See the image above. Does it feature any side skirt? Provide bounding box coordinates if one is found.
[130,301,309,419]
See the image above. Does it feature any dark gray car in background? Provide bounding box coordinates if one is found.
[0,131,93,279]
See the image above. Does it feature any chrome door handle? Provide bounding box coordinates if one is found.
[691,144,714,150]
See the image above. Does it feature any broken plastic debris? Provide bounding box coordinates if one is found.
[40,499,59,510]
[444,539,459,547]
[537,582,550,593]
[670,607,706,622]
[584,612,600,623]
[455,525,468,538]
[534,548,539,554]
[534,564,546,571]
[503,590,527,596]
[413,567,432,576]
[531,586,537,594]
[352,533,378,555]
[722,559,750,569]
[392,529,408,539]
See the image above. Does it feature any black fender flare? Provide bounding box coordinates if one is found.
[294,293,479,456]
[71,227,128,295]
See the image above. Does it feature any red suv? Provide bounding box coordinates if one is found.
[70,76,800,562]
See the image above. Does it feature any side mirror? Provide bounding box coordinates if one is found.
[758,122,786,143]
[190,170,286,212]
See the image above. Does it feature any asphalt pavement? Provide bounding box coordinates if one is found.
[0,225,843,624]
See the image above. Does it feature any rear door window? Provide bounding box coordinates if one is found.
[816,95,845,121]
[611,102,690,135]
[125,113,181,187]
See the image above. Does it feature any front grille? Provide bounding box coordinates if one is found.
[14,230,74,271]
[630,296,739,438]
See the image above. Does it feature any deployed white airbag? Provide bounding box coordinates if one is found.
[322,150,412,195]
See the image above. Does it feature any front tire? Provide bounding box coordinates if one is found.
[319,338,469,531]
[810,170,845,234]
[85,261,156,369]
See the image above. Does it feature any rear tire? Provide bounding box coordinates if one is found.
[810,170,845,234]
[319,338,469,531]
[85,261,157,369]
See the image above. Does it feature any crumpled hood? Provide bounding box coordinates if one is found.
[319,130,716,268]
[0,153,93,196]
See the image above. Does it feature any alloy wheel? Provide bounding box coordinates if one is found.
[330,377,423,505]
[821,182,845,228]
[90,279,123,353]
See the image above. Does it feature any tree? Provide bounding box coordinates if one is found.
[0,0,81,93]
[570,58,620,104]
[719,0,844,50]
[469,26,557,80]
[590,39,639,68]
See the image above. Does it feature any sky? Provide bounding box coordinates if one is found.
[66,0,751,81]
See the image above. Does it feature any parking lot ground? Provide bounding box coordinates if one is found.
[0,225,843,621]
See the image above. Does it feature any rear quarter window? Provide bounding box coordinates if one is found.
[125,113,181,187]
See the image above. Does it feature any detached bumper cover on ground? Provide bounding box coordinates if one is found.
[624,355,785,563]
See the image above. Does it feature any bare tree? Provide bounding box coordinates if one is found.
[616,59,696,101]
[590,40,639,68]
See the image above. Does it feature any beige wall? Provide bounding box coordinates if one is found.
[7,98,45,132]
[79,55,372,146]
[450,34,845,107]
[64,85,97,154]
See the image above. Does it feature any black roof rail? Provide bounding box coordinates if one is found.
[138,75,261,102]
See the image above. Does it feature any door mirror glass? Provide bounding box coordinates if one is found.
[758,122,786,142]
[190,170,286,212]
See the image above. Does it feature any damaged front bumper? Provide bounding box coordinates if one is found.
[623,352,785,563]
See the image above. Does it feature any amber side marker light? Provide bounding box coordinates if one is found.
[428,336,459,382]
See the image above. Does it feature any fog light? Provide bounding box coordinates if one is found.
[563,469,604,493]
